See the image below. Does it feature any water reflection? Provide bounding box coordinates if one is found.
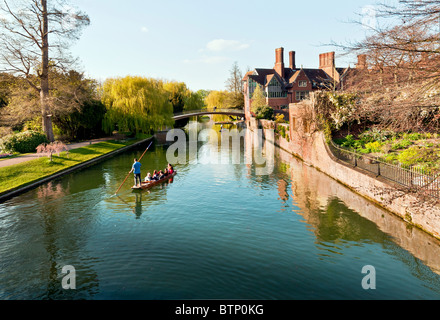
[1,126,440,299]
[274,145,440,276]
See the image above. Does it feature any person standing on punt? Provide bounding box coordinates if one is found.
[130,158,142,188]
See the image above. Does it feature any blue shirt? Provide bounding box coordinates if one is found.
[132,161,141,174]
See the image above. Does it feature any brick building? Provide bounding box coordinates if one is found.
[242,47,353,119]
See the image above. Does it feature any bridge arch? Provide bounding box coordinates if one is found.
[173,109,245,121]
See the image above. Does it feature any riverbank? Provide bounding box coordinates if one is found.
[0,136,153,203]
[248,112,440,241]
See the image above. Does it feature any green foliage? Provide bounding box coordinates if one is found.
[275,114,286,123]
[402,132,423,141]
[205,90,228,110]
[0,130,49,153]
[359,141,383,154]
[101,76,174,135]
[335,134,364,150]
[254,105,274,120]
[391,139,413,150]
[397,146,440,168]
[251,85,266,113]
[54,100,107,141]
[163,81,204,113]
[184,91,206,111]
[276,124,290,141]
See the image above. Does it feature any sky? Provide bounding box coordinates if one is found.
[68,0,380,92]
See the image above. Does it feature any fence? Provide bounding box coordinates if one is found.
[327,140,440,199]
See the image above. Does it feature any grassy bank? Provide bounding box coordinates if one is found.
[0,139,144,195]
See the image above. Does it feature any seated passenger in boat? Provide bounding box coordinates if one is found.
[152,170,159,181]
[144,173,152,182]
[163,168,169,177]
[158,170,165,180]
[167,164,174,174]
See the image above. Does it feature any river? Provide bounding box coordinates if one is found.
[1,123,440,300]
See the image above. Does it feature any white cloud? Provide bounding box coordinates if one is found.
[141,26,149,33]
[205,39,250,52]
[184,55,230,65]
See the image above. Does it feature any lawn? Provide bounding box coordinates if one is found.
[0,140,140,194]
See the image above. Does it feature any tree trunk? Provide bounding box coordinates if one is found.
[40,0,54,142]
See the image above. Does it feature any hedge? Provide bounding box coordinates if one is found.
[0,131,49,153]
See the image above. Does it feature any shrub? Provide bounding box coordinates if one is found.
[359,141,383,154]
[0,130,49,153]
[358,128,396,142]
[402,132,423,141]
[391,139,413,150]
[254,105,274,120]
[275,114,285,123]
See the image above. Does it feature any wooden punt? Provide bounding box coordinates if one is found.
[131,172,177,190]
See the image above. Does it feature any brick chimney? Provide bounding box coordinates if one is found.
[274,47,285,78]
[356,54,367,69]
[319,52,335,69]
[289,51,296,69]
[319,51,339,83]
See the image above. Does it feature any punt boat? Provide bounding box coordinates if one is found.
[131,172,177,190]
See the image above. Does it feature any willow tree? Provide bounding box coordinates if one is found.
[101,76,174,135]
[205,90,229,110]
[0,0,90,141]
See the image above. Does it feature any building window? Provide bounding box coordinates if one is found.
[295,91,309,101]
[298,80,307,87]
[248,79,257,98]
[268,91,288,98]
[267,78,287,98]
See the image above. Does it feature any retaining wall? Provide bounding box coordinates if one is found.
[248,106,440,240]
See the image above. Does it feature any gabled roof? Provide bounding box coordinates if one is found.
[242,71,253,81]
[244,65,347,91]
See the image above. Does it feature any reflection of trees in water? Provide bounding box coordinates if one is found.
[313,197,389,243]
[32,178,101,299]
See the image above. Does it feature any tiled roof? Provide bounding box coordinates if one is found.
[245,65,347,90]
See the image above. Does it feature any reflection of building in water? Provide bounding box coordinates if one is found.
[277,179,289,202]
[274,146,440,275]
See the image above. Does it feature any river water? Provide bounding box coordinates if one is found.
[1,124,440,300]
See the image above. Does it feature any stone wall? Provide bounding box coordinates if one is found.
[248,101,440,240]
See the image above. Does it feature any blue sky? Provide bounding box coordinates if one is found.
[69,0,379,92]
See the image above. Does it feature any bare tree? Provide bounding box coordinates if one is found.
[0,0,89,141]
[333,1,440,132]
[225,61,245,109]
